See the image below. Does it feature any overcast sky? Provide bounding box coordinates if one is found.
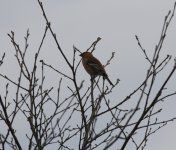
[1,0,176,150]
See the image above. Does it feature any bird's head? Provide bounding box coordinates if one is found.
[79,52,93,58]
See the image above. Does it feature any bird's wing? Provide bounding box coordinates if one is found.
[87,58,102,70]
[86,57,106,76]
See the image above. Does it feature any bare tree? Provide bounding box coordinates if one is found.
[0,1,176,150]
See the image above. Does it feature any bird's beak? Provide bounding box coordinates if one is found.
[79,53,83,57]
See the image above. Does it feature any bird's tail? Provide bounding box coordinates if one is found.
[103,74,114,86]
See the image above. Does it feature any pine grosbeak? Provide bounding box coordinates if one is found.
[80,52,114,86]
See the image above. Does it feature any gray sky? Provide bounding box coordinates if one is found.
[0,0,176,149]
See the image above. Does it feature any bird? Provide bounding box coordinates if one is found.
[79,52,114,86]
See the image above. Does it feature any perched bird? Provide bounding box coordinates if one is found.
[80,52,114,86]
